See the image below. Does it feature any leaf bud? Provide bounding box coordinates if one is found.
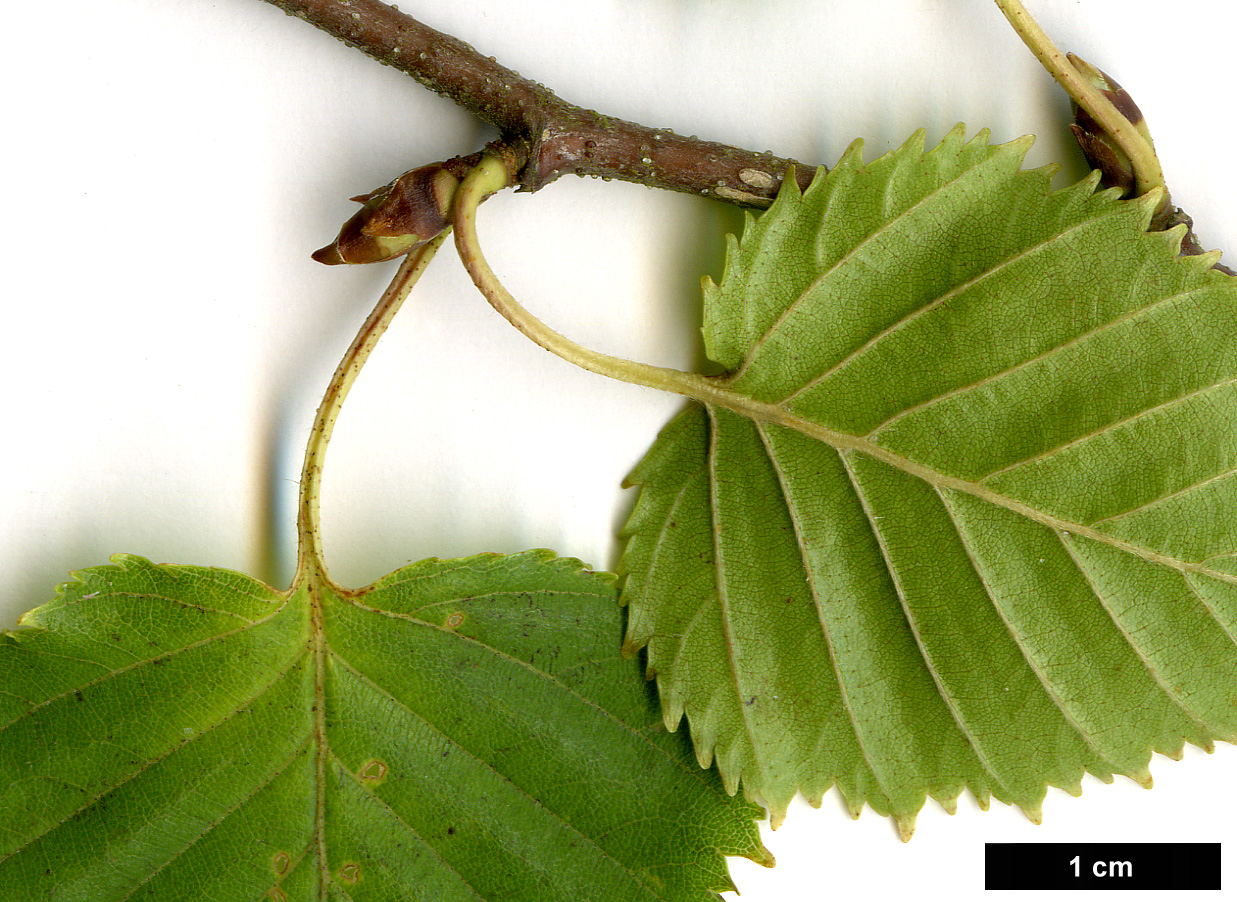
[313,163,460,265]
[1066,53,1158,198]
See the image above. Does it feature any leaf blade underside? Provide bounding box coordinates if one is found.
[0,551,767,900]
[620,125,1237,837]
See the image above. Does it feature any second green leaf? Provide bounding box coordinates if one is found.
[620,124,1237,839]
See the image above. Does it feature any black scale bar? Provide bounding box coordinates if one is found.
[985,843,1220,890]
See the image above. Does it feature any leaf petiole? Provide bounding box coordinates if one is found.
[294,232,448,590]
[992,0,1166,199]
[451,154,721,400]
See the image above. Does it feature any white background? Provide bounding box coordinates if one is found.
[3,0,1236,898]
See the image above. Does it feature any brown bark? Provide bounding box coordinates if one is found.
[261,0,1227,271]
[260,0,812,205]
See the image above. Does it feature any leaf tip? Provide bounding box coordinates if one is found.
[906,126,930,157]
[11,610,39,632]
[834,136,866,171]
[1059,777,1084,797]
[1133,185,1170,225]
[1008,131,1037,154]
[895,814,917,843]
[753,785,798,831]
[1193,249,1224,272]
[1034,160,1062,183]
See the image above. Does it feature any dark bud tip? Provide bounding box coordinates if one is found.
[311,244,347,265]
[1069,123,1135,195]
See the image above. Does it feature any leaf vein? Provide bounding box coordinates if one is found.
[640,467,715,688]
[1179,573,1237,649]
[1090,461,1237,531]
[1055,532,1210,734]
[934,490,1121,779]
[732,142,1017,382]
[753,424,878,802]
[0,602,294,735]
[865,283,1209,439]
[0,657,312,868]
[115,737,314,902]
[706,404,762,787]
[103,590,266,624]
[978,374,1237,483]
[837,454,995,802]
[334,600,727,797]
[327,655,664,900]
[328,753,489,902]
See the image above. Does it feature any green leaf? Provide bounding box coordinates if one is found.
[0,551,767,900]
[620,124,1237,838]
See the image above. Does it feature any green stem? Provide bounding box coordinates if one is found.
[294,233,448,589]
[452,156,1237,601]
[993,0,1165,196]
[451,155,722,400]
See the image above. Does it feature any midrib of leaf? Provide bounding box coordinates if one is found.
[686,378,1237,589]
[307,572,331,901]
[290,240,448,901]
